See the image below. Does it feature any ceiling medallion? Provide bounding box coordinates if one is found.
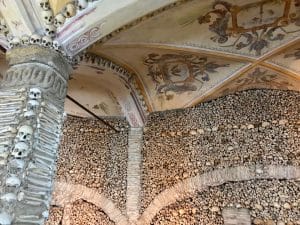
[198,0,300,55]
[144,53,228,96]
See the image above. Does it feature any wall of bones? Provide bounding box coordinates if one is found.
[0,86,66,224]
[47,89,300,225]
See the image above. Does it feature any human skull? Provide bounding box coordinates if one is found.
[0,18,8,34]
[78,0,88,10]
[21,35,30,45]
[30,34,41,45]
[45,24,56,37]
[12,142,30,158]
[1,193,16,203]
[27,99,40,110]
[6,175,21,187]
[63,3,76,18]
[29,87,42,100]
[52,40,60,50]
[54,13,66,27]
[8,37,20,48]
[16,125,33,142]
[41,36,53,48]
[42,10,53,24]
[9,159,25,169]
[39,0,50,10]
[0,211,12,225]
[0,24,8,35]
[23,110,36,120]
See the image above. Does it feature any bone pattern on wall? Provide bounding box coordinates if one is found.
[0,47,70,225]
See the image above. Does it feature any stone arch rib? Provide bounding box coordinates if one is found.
[137,165,300,225]
[52,182,130,225]
[78,53,149,127]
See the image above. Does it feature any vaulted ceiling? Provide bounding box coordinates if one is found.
[1,0,300,127]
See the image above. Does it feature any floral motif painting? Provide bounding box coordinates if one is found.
[217,67,298,97]
[144,53,229,96]
[198,0,300,55]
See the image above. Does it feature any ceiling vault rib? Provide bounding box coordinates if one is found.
[100,43,256,63]
[87,51,154,112]
[259,62,300,80]
[184,37,300,107]
[184,63,254,107]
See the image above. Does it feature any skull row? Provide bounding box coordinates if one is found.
[0,18,9,35]
[8,34,60,50]
[40,2,76,28]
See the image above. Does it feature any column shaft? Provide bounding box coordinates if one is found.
[0,46,71,225]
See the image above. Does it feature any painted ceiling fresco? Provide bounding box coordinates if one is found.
[105,0,300,57]
[91,47,248,110]
[268,42,300,73]
[0,0,300,124]
[88,0,300,116]
[203,65,300,102]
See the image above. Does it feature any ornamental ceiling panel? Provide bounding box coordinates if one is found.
[49,0,70,15]
[268,43,300,74]
[203,65,300,102]
[92,47,248,111]
[104,0,300,58]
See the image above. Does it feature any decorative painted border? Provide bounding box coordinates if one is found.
[79,53,150,121]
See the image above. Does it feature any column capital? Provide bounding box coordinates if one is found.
[6,45,72,79]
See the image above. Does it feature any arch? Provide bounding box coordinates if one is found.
[68,53,149,127]
[57,0,186,56]
[137,165,300,225]
[52,181,130,225]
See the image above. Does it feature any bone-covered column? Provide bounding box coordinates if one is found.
[0,46,71,225]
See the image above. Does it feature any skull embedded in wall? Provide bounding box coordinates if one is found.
[30,34,41,45]
[42,36,53,47]
[23,110,36,120]
[78,0,88,10]
[29,88,42,100]
[0,24,8,35]
[54,13,66,27]
[42,10,54,25]
[16,125,33,142]
[12,37,21,46]
[6,175,21,187]
[0,18,8,34]
[27,99,40,110]
[44,24,56,37]
[63,3,76,18]
[8,37,20,48]
[52,40,60,50]
[21,35,30,45]
[12,142,30,158]
[39,0,50,10]
[0,212,12,225]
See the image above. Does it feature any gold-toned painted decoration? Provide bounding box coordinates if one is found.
[49,0,69,15]
[198,0,300,55]
[144,53,229,95]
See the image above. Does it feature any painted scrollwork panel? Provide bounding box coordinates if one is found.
[144,53,229,95]
[198,0,300,56]
[205,66,300,101]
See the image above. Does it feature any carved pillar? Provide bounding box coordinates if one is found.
[0,46,71,225]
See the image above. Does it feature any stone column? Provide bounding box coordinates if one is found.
[0,46,71,225]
